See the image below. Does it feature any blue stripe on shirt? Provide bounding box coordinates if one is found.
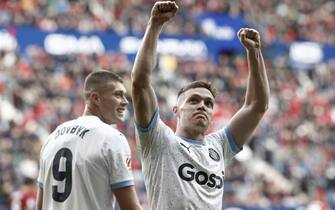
[135,108,159,133]
[111,180,134,190]
[37,181,43,189]
[224,126,242,154]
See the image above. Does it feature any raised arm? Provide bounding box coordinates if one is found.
[131,1,178,127]
[228,28,270,147]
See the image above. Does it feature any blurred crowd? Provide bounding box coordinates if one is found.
[1,0,335,210]
[0,0,334,44]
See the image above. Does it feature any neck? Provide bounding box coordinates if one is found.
[83,106,100,119]
[175,126,205,141]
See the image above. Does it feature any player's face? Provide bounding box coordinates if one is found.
[175,87,214,133]
[98,81,128,124]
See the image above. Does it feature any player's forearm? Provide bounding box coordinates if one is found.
[245,48,270,113]
[131,19,163,87]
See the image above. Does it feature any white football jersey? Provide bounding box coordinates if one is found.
[37,116,134,210]
[135,110,242,210]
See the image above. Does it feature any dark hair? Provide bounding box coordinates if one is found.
[84,70,123,100]
[177,80,217,98]
[23,177,35,185]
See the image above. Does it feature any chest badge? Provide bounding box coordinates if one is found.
[208,148,220,161]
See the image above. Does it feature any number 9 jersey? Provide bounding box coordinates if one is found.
[37,115,134,210]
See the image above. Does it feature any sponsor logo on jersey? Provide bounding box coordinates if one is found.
[178,163,223,189]
[180,142,192,153]
[208,148,220,161]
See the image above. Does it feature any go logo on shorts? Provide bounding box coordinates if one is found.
[178,163,223,189]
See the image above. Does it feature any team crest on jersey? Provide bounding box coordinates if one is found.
[208,148,220,161]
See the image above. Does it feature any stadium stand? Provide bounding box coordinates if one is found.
[0,0,334,209]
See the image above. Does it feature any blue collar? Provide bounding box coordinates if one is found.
[178,136,206,145]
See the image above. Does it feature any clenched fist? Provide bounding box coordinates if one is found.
[151,1,178,25]
[237,28,261,50]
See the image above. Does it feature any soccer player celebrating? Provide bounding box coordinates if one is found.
[36,70,142,210]
[131,1,270,209]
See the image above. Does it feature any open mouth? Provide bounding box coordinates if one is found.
[117,108,126,114]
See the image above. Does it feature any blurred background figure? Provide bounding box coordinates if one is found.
[9,160,38,210]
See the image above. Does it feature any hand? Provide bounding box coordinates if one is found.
[150,1,178,25]
[238,28,261,51]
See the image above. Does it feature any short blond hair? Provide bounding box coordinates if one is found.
[84,70,123,100]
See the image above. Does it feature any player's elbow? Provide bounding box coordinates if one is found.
[131,73,151,90]
[252,101,269,114]
[131,71,147,85]
[246,100,269,115]
[258,104,269,114]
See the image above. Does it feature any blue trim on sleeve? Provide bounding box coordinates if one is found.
[111,180,134,190]
[135,108,159,133]
[37,181,43,189]
[224,126,242,154]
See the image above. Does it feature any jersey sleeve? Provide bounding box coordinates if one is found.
[101,133,134,190]
[134,108,173,158]
[36,131,56,189]
[208,126,242,166]
[37,156,44,189]
[37,136,51,189]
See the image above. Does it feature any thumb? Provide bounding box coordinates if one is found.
[240,32,248,46]
[240,33,246,42]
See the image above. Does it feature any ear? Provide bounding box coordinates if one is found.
[172,105,178,116]
[89,91,100,106]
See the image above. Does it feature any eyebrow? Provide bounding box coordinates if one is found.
[114,90,126,94]
[187,94,214,101]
